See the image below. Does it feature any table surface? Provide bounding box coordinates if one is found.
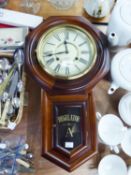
[1,0,131,175]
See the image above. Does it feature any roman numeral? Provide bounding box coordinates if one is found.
[79,41,87,47]
[65,67,70,76]
[46,58,54,65]
[54,34,61,41]
[73,33,78,41]
[43,51,53,57]
[75,65,81,71]
[46,42,55,45]
[79,58,88,64]
[81,50,89,54]
[65,30,69,40]
[54,64,61,72]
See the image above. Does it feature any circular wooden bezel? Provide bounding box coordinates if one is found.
[25,16,109,93]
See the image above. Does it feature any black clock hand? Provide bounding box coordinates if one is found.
[45,51,66,57]
[55,51,66,55]
[64,41,69,54]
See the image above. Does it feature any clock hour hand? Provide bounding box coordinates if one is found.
[64,41,69,54]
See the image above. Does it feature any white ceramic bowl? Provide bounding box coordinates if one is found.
[119,93,131,126]
[98,154,127,175]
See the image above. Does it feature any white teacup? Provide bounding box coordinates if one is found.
[121,129,131,157]
[98,154,128,175]
[97,112,127,153]
[118,93,131,126]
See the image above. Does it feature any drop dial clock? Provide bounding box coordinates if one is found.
[36,25,96,80]
[25,16,109,172]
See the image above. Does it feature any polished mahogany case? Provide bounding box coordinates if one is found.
[25,16,109,171]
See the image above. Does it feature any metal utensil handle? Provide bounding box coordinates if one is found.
[0,65,16,96]
[0,51,14,58]
[16,158,30,168]
[0,100,1,119]
[0,99,10,125]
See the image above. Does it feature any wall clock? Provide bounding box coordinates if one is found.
[25,16,109,171]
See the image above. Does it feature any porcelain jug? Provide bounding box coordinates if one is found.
[108,49,131,94]
[107,0,131,46]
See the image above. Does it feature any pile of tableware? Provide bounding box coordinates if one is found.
[0,136,34,174]
[0,48,25,130]
[96,100,131,175]
[95,1,131,173]
[96,49,131,174]
[97,110,131,153]
[106,47,131,157]
[96,49,131,175]
[0,27,28,130]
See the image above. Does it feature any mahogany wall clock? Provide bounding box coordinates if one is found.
[25,16,109,171]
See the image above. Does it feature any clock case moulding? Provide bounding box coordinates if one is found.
[25,16,110,171]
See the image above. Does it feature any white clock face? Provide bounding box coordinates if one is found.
[36,24,97,80]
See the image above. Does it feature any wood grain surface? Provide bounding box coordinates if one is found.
[1,0,130,175]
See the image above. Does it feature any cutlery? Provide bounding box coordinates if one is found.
[0,50,15,58]
[0,64,16,97]
[0,70,18,125]
[14,48,24,77]
[0,58,11,71]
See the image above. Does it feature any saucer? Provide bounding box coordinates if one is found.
[119,93,131,126]
[98,154,127,175]
[121,129,131,157]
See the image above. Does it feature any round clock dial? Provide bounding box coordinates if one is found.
[36,25,97,80]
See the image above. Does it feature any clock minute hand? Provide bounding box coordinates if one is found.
[45,51,66,57]
[55,51,66,55]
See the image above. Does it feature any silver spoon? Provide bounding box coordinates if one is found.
[14,49,24,78]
